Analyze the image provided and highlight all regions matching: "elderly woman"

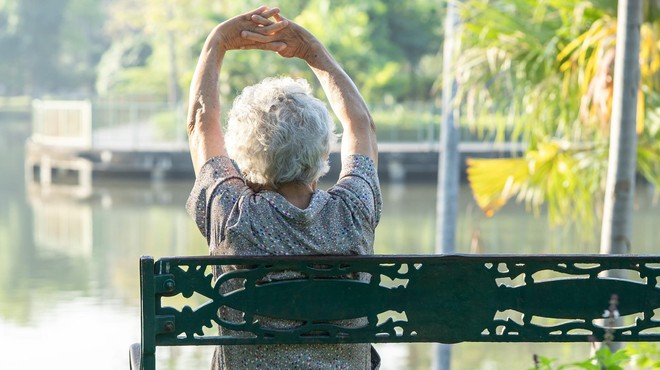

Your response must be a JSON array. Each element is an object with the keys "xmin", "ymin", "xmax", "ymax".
[{"xmin": 186, "ymin": 6, "xmax": 381, "ymax": 369}]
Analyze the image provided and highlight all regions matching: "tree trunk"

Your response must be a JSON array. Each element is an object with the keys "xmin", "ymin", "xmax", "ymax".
[
  {"xmin": 434, "ymin": 1, "xmax": 461, "ymax": 369},
  {"xmin": 599, "ymin": 0, "xmax": 642, "ymax": 352},
  {"xmin": 166, "ymin": 5, "xmax": 181, "ymax": 108},
  {"xmin": 600, "ymin": 0, "xmax": 641, "ymax": 263},
  {"xmin": 166, "ymin": 29, "xmax": 181, "ymax": 107}
]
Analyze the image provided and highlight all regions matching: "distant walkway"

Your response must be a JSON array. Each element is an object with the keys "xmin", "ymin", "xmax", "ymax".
[
  {"xmin": 377, "ymin": 141, "xmax": 524, "ymax": 154},
  {"xmin": 93, "ymin": 121, "xmax": 524, "ymax": 154},
  {"xmin": 92, "ymin": 121, "xmax": 188, "ymax": 151},
  {"xmin": 26, "ymin": 100, "xmax": 526, "ymax": 193}
]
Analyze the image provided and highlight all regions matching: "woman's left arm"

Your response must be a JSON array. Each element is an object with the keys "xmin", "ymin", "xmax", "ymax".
[{"xmin": 186, "ymin": 7, "xmax": 287, "ymax": 176}]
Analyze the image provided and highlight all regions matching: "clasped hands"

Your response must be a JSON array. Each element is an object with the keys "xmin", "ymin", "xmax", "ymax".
[{"xmin": 217, "ymin": 6, "xmax": 313, "ymax": 60}]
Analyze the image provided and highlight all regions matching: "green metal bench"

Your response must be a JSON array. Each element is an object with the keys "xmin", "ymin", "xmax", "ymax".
[{"xmin": 129, "ymin": 254, "xmax": 660, "ymax": 369}]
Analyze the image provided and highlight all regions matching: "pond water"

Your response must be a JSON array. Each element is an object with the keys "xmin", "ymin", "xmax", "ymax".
[{"xmin": 0, "ymin": 120, "xmax": 658, "ymax": 370}]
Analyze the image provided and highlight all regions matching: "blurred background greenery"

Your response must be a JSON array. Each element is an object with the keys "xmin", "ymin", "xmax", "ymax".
[{"xmin": 0, "ymin": 0, "xmax": 442, "ymax": 104}]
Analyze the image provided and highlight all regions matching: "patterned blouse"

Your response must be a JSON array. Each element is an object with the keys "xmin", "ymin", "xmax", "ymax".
[{"xmin": 187, "ymin": 154, "xmax": 382, "ymax": 370}]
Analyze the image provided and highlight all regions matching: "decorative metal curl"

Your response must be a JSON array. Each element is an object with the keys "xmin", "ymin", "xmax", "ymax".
[{"xmin": 143, "ymin": 255, "xmax": 660, "ymax": 346}]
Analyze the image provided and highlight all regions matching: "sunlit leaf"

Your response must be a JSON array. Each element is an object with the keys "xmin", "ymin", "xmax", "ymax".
[{"xmin": 466, "ymin": 157, "xmax": 529, "ymax": 217}]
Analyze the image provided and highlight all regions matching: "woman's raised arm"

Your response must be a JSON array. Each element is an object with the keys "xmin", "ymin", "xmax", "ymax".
[
  {"xmin": 186, "ymin": 7, "xmax": 287, "ymax": 176},
  {"xmin": 244, "ymin": 14, "xmax": 378, "ymax": 166}
]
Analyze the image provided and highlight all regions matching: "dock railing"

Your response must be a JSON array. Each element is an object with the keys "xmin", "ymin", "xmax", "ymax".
[
  {"xmin": 32, "ymin": 100, "xmax": 93, "ymax": 149},
  {"xmin": 90, "ymin": 99, "xmax": 187, "ymax": 150},
  {"xmin": 29, "ymin": 99, "xmax": 520, "ymax": 152},
  {"xmin": 25, "ymin": 99, "xmax": 523, "ymax": 190}
]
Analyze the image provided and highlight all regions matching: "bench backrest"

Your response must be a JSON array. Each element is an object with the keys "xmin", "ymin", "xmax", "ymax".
[{"xmin": 136, "ymin": 254, "xmax": 660, "ymax": 369}]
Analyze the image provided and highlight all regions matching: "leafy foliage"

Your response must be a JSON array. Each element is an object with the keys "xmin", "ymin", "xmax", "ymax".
[
  {"xmin": 468, "ymin": 141, "xmax": 606, "ymax": 227},
  {"xmin": 0, "ymin": 0, "xmax": 444, "ymax": 105},
  {"xmin": 530, "ymin": 344, "xmax": 660, "ymax": 370},
  {"xmin": 637, "ymin": 89, "xmax": 660, "ymax": 188},
  {"xmin": 210, "ymin": 0, "xmax": 443, "ymax": 104},
  {"xmin": 0, "ymin": 0, "xmax": 108, "ymax": 95},
  {"xmin": 461, "ymin": 0, "xmax": 660, "ymax": 228}
]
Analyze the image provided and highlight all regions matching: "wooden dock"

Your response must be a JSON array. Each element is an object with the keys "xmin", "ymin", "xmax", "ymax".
[
  {"xmin": 25, "ymin": 100, "xmax": 525, "ymax": 195},
  {"xmin": 26, "ymin": 139, "xmax": 523, "ymax": 188}
]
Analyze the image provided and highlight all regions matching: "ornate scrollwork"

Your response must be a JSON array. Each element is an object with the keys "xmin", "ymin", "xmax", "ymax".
[{"xmin": 148, "ymin": 255, "xmax": 660, "ymax": 346}]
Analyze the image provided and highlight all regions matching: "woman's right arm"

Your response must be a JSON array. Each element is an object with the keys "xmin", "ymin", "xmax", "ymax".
[
  {"xmin": 305, "ymin": 40, "xmax": 378, "ymax": 166},
  {"xmin": 244, "ymin": 14, "xmax": 378, "ymax": 166}
]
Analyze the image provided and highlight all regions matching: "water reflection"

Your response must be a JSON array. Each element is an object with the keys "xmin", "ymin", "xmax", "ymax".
[
  {"xmin": 0, "ymin": 120, "xmax": 658, "ymax": 370},
  {"xmin": 31, "ymin": 196, "xmax": 93, "ymax": 257}
]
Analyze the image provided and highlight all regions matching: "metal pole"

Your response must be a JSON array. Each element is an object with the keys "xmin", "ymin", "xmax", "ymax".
[
  {"xmin": 599, "ymin": 1, "xmax": 641, "ymax": 257},
  {"xmin": 599, "ymin": 0, "xmax": 642, "ymax": 352},
  {"xmin": 434, "ymin": 0, "xmax": 461, "ymax": 369}
]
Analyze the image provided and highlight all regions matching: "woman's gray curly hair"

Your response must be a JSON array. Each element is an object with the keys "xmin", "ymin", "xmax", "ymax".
[{"xmin": 225, "ymin": 77, "xmax": 337, "ymax": 187}]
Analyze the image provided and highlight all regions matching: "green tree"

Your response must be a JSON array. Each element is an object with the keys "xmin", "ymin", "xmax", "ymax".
[
  {"xmin": 98, "ymin": 0, "xmax": 444, "ymax": 105},
  {"xmin": 0, "ymin": 0, "xmax": 107, "ymax": 96},
  {"xmin": 0, "ymin": 0, "xmax": 67, "ymax": 95},
  {"xmin": 370, "ymin": 0, "xmax": 441, "ymax": 100},
  {"xmin": 459, "ymin": 0, "xmax": 660, "ymax": 238},
  {"xmin": 0, "ymin": 0, "xmax": 21, "ymax": 95},
  {"xmin": 98, "ymin": 0, "xmax": 219, "ymax": 99},
  {"xmin": 57, "ymin": 0, "xmax": 109, "ymax": 94}
]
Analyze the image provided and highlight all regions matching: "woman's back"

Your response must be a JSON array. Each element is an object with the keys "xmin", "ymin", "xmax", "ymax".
[{"xmin": 187, "ymin": 155, "xmax": 382, "ymax": 369}]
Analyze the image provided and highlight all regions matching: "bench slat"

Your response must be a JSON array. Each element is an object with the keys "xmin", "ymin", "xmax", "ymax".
[{"xmin": 140, "ymin": 254, "xmax": 660, "ymax": 348}]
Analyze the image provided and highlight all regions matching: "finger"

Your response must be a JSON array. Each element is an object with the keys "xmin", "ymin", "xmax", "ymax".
[
  {"xmin": 251, "ymin": 14, "xmax": 274, "ymax": 26},
  {"xmin": 273, "ymin": 13, "xmax": 287, "ymax": 23},
  {"xmin": 244, "ymin": 6, "xmax": 269, "ymax": 20},
  {"xmin": 241, "ymin": 41, "xmax": 286, "ymax": 52},
  {"xmin": 241, "ymin": 30, "xmax": 280, "ymax": 43},
  {"xmin": 259, "ymin": 18, "xmax": 288, "ymax": 34},
  {"xmin": 260, "ymin": 7, "xmax": 280, "ymax": 19}
]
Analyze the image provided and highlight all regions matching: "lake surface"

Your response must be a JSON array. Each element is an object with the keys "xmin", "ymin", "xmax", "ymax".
[{"xmin": 0, "ymin": 119, "xmax": 658, "ymax": 370}]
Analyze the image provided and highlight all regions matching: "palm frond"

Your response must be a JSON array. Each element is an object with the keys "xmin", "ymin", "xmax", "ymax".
[
  {"xmin": 467, "ymin": 140, "xmax": 607, "ymax": 227},
  {"xmin": 457, "ymin": 1, "xmax": 660, "ymax": 228},
  {"xmin": 466, "ymin": 157, "xmax": 529, "ymax": 217}
]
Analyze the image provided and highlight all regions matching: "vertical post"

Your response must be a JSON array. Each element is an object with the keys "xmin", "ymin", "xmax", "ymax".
[
  {"xmin": 77, "ymin": 159, "xmax": 92, "ymax": 196},
  {"xmin": 166, "ymin": 5, "xmax": 181, "ymax": 109},
  {"xmin": 599, "ymin": 0, "xmax": 641, "ymax": 352},
  {"xmin": 40, "ymin": 155, "xmax": 52, "ymax": 188},
  {"xmin": 82, "ymin": 100, "xmax": 93, "ymax": 149},
  {"xmin": 600, "ymin": 1, "xmax": 641, "ymax": 256},
  {"xmin": 131, "ymin": 102, "xmax": 139, "ymax": 149},
  {"xmin": 436, "ymin": 0, "xmax": 461, "ymax": 253},
  {"xmin": 141, "ymin": 256, "xmax": 157, "ymax": 370},
  {"xmin": 434, "ymin": 0, "xmax": 461, "ymax": 369}
]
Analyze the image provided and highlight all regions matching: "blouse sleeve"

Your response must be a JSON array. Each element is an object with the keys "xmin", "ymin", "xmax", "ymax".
[
  {"xmin": 331, "ymin": 154, "xmax": 383, "ymax": 227},
  {"xmin": 185, "ymin": 156, "xmax": 245, "ymax": 242}
]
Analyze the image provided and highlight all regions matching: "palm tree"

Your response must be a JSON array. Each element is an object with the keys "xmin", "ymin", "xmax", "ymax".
[
  {"xmin": 600, "ymin": 0, "xmax": 642, "ymax": 258},
  {"xmin": 457, "ymin": 0, "xmax": 660, "ymax": 236},
  {"xmin": 598, "ymin": 0, "xmax": 643, "ymax": 352}
]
